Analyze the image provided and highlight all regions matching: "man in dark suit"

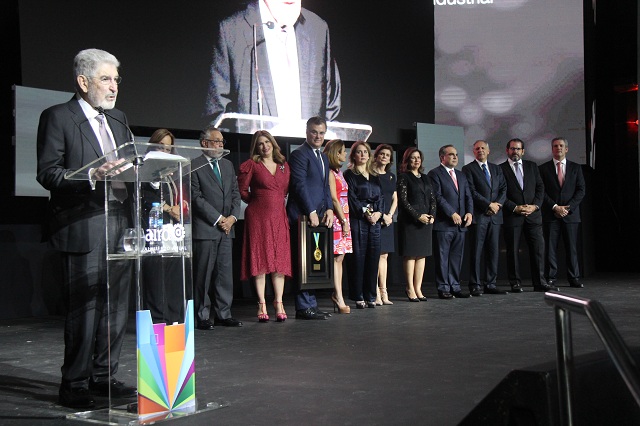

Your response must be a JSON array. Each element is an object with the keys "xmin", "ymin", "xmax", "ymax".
[
  {"xmin": 286, "ymin": 116, "xmax": 334, "ymax": 319},
  {"xmin": 500, "ymin": 138, "xmax": 558, "ymax": 293},
  {"xmin": 539, "ymin": 137, "xmax": 586, "ymax": 288},
  {"xmin": 36, "ymin": 48, "xmax": 136, "ymax": 409},
  {"xmin": 462, "ymin": 140, "xmax": 508, "ymax": 296},
  {"xmin": 191, "ymin": 126, "xmax": 242, "ymax": 330},
  {"xmin": 427, "ymin": 145, "xmax": 473, "ymax": 299},
  {"xmin": 204, "ymin": 0, "xmax": 341, "ymax": 125}
]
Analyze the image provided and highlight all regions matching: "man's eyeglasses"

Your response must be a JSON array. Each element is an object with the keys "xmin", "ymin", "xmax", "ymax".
[
  {"xmin": 92, "ymin": 76, "xmax": 122, "ymax": 85},
  {"xmin": 203, "ymin": 138, "xmax": 226, "ymax": 145}
]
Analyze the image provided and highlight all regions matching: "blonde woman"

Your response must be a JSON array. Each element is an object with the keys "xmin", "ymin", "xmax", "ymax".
[{"xmin": 343, "ymin": 141, "xmax": 384, "ymax": 309}]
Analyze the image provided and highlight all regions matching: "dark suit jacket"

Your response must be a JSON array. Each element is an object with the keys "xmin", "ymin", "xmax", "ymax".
[
  {"xmin": 500, "ymin": 159, "xmax": 545, "ymax": 227},
  {"xmin": 462, "ymin": 161, "xmax": 507, "ymax": 225},
  {"xmin": 286, "ymin": 143, "xmax": 332, "ymax": 224},
  {"xmin": 427, "ymin": 165, "xmax": 473, "ymax": 232},
  {"xmin": 205, "ymin": 1, "xmax": 341, "ymax": 123},
  {"xmin": 191, "ymin": 155, "xmax": 241, "ymax": 239},
  {"xmin": 539, "ymin": 160, "xmax": 586, "ymax": 223},
  {"xmin": 36, "ymin": 96, "xmax": 131, "ymax": 253}
]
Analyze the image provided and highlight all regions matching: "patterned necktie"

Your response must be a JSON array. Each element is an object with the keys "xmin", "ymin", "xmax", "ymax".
[
  {"xmin": 96, "ymin": 114, "xmax": 127, "ymax": 201},
  {"xmin": 482, "ymin": 163, "xmax": 491, "ymax": 186},
  {"xmin": 557, "ymin": 161, "xmax": 564, "ymax": 187},
  {"xmin": 514, "ymin": 162, "xmax": 524, "ymax": 190},
  {"xmin": 212, "ymin": 159, "xmax": 222, "ymax": 184},
  {"xmin": 449, "ymin": 169, "xmax": 458, "ymax": 191}
]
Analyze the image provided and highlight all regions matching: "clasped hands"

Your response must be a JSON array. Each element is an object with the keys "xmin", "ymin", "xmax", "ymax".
[
  {"xmin": 217, "ymin": 215, "xmax": 236, "ymax": 235},
  {"xmin": 553, "ymin": 205, "xmax": 570, "ymax": 218},
  {"xmin": 419, "ymin": 213, "xmax": 434, "ymax": 225},
  {"xmin": 514, "ymin": 204, "xmax": 538, "ymax": 216},
  {"xmin": 485, "ymin": 202, "xmax": 502, "ymax": 216},
  {"xmin": 451, "ymin": 212, "xmax": 472, "ymax": 227}
]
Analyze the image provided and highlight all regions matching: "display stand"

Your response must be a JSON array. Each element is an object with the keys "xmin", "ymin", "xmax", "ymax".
[
  {"xmin": 213, "ymin": 112, "xmax": 373, "ymax": 141},
  {"xmin": 64, "ymin": 142, "xmax": 230, "ymax": 425}
]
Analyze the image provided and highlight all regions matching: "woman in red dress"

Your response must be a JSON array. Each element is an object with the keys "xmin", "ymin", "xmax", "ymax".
[{"xmin": 238, "ymin": 130, "xmax": 291, "ymax": 322}]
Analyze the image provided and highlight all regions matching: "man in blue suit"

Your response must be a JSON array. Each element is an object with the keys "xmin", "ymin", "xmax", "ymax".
[
  {"xmin": 287, "ymin": 116, "xmax": 334, "ymax": 319},
  {"xmin": 427, "ymin": 145, "xmax": 473, "ymax": 299},
  {"xmin": 462, "ymin": 140, "xmax": 508, "ymax": 296}
]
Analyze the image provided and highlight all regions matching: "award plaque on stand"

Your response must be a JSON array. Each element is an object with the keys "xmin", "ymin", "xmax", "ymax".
[
  {"xmin": 63, "ymin": 142, "xmax": 231, "ymax": 424},
  {"xmin": 298, "ymin": 216, "xmax": 334, "ymax": 290}
]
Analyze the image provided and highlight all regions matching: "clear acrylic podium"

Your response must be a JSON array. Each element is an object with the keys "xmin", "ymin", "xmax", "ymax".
[
  {"xmin": 64, "ymin": 142, "xmax": 230, "ymax": 424},
  {"xmin": 213, "ymin": 112, "xmax": 373, "ymax": 141}
]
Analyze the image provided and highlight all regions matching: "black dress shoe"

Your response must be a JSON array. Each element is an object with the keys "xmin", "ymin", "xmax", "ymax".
[
  {"xmin": 59, "ymin": 386, "xmax": 95, "ymax": 409},
  {"xmin": 470, "ymin": 287, "xmax": 484, "ymax": 297},
  {"xmin": 484, "ymin": 287, "xmax": 507, "ymax": 295},
  {"xmin": 510, "ymin": 283, "xmax": 523, "ymax": 293},
  {"xmin": 546, "ymin": 278, "xmax": 557, "ymax": 287},
  {"xmin": 197, "ymin": 319, "xmax": 215, "ymax": 330},
  {"xmin": 295, "ymin": 308, "xmax": 328, "ymax": 320},
  {"xmin": 451, "ymin": 290, "xmax": 470, "ymax": 299},
  {"xmin": 214, "ymin": 317, "xmax": 243, "ymax": 327},
  {"xmin": 569, "ymin": 280, "xmax": 583, "ymax": 288},
  {"xmin": 534, "ymin": 283, "xmax": 559, "ymax": 292},
  {"xmin": 89, "ymin": 378, "xmax": 137, "ymax": 398},
  {"xmin": 438, "ymin": 291, "xmax": 453, "ymax": 300},
  {"xmin": 315, "ymin": 309, "xmax": 332, "ymax": 317}
]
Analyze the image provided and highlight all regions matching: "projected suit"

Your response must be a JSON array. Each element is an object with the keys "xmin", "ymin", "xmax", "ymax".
[{"xmin": 204, "ymin": 0, "xmax": 341, "ymax": 125}]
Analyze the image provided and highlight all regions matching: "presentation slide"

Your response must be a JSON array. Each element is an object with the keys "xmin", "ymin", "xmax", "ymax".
[{"xmin": 434, "ymin": 0, "xmax": 586, "ymax": 165}]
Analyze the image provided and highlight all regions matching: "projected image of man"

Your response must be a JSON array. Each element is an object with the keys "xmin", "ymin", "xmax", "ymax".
[{"xmin": 204, "ymin": 0, "xmax": 341, "ymax": 125}]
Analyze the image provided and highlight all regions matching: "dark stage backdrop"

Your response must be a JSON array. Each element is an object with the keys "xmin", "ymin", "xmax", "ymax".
[{"xmin": 17, "ymin": 0, "xmax": 435, "ymax": 145}]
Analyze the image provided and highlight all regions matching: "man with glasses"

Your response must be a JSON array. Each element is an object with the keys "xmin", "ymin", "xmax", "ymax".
[
  {"xmin": 500, "ymin": 138, "xmax": 558, "ymax": 293},
  {"xmin": 191, "ymin": 125, "xmax": 242, "ymax": 330},
  {"xmin": 36, "ymin": 48, "xmax": 136, "ymax": 409}
]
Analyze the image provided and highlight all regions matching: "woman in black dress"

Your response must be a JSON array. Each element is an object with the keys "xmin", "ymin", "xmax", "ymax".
[
  {"xmin": 372, "ymin": 144, "xmax": 397, "ymax": 305},
  {"xmin": 397, "ymin": 147, "xmax": 436, "ymax": 302},
  {"xmin": 344, "ymin": 141, "xmax": 384, "ymax": 309}
]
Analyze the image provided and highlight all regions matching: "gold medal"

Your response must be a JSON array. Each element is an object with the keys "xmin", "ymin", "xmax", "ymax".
[{"xmin": 313, "ymin": 232, "xmax": 322, "ymax": 261}]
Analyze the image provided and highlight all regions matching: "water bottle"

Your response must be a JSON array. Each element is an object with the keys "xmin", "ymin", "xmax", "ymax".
[{"xmin": 148, "ymin": 202, "xmax": 163, "ymax": 250}]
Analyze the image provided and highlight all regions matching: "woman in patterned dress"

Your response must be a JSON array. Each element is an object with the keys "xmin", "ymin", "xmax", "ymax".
[
  {"xmin": 238, "ymin": 130, "xmax": 291, "ymax": 322},
  {"xmin": 324, "ymin": 139, "xmax": 352, "ymax": 314}
]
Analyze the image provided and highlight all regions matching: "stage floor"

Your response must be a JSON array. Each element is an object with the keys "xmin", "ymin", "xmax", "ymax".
[{"xmin": 1, "ymin": 273, "xmax": 640, "ymax": 425}]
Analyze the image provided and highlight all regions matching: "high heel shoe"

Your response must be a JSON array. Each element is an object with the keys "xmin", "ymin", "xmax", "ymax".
[
  {"xmin": 380, "ymin": 288, "xmax": 394, "ymax": 305},
  {"xmin": 331, "ymin": 293, "xmax": 351, "ymax": 314},
  {"xmin": 375, "ymin": 287, "xmax": 383, "ymax": 306},
  {"xmin": 355, "ymin": 301, "xmax": 366, "ymax": 309},
  {"xmin": 257, "ymin": 302, "xmax": 269, "ymax": 322},
  {"xmin": 405, "ymin": 289, "xmax": 420, "ymax": 302},
  {"xmin": 273, "ymin": 301, "xmax": 287, "ymax": 322}
]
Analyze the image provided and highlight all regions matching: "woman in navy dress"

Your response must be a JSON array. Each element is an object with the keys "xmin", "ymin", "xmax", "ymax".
[
  {"xmin": 372, "ymin": 144, "xmax": 397, "ymax": 305},
  {"xmin": 344, "ymin": 141, "xmax": 384, "ymax": 309}
]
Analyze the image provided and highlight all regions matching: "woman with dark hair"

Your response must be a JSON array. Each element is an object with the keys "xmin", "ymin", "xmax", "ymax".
[
  {"xmin": 397, "ymin": 147, "xmax": 436, "ymax": 302},
  {"xmin": 238, "ymin": 130, "xmax": 291, "ymax": 322},
  {"xmin": 323, "ymin": 139, "xmax": 352, "ymax": 314},
  {"xmin": 141, "ymin": 128, "xmax": 188, "ymax": 324},
  {"xmin": 344, "ymin": 140, "xmax": 384, "ymax": 309},
  {"xmin": 372, "ymin": 144, "xmax": 397, "ymax": 305}
]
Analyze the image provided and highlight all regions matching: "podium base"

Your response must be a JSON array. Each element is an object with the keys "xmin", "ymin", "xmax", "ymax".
[{"xmin": 65, "ymin": 400, "xmax": 229, "ymax": 425}]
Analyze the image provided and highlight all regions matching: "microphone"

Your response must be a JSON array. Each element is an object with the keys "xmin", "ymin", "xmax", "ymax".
[
  {"xmin": 252, "ymin": 21, "xmax": 275, "ymax": 123},
  {"xmin": 95, "ymin": 106, "xmax": 135, "ymax": 142}
]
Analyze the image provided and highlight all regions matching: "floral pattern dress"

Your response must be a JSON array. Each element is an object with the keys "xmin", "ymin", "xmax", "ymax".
[{"xmin": 331, "ymin": 169, "xmax": 353, "ymax": 255}]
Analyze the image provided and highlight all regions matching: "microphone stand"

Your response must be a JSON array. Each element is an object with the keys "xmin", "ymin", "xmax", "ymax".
[{"xmin": 253, "ymin": 23, "xmax": 265, "ymax": 131}]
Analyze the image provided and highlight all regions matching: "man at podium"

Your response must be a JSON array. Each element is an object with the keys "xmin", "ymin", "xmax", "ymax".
[
  {"xmin": 36, "ymin": 48, "xmax": 136, "ymax": 409},
  {"xmin": 204, "ymin": 0, "xmax": 341, "ymax": 125}
]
